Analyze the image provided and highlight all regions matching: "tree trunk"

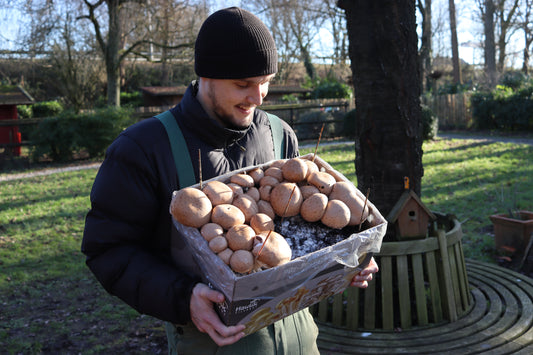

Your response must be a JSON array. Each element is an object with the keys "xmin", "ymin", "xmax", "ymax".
[
  {"xmin": 449, "ymin": 0, "xmax": 462, "ymax": 85},
  {"xmin": 523, "ymin": 1, "xmax": 533, "ymax": 75},
  {"xmin": 484, "ymin": 0, "xmax": 498, "ymax": 89},
  {"xmin": 523, "ymin": 38, "xmax": 531, "ymax": 75},
  {"xmin": 106, "ymin": 0, "xmax": 121, "ymax": 107},
  {"xmin": 338, "ymin": 0, "xmax": 423, "ymax": 240},
  {"xmin": 418, "ymin": 0, "xmax": 433, "ymax": 92}
]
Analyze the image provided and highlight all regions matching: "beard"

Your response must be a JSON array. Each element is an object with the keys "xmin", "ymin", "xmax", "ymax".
[{"xmin": 207, "ymin": 85, "xmax": 253, "ymax": 130}]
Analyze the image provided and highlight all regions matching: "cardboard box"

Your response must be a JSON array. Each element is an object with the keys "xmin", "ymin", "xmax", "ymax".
[{"xmin": 171, "ymin": 154, "xmax": 387, "ymax": 335}]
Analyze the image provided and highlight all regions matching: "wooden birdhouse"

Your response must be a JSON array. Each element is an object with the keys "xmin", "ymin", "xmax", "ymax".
[{"xmin": 386, "ymin": 190, "xmax": 437, "ymax": 241}]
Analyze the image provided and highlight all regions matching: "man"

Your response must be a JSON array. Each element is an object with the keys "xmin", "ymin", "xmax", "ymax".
[{"xmin": 82, "ymin": 7, "xmax": 378, "ymax": 354}]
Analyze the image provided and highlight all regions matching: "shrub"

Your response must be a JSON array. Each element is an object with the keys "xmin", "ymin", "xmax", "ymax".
[
  {"xmin": 421, "ymin": 105, "xmax": 438, "ymax": 140},
  {"xmin": 310, "ymin": 78, "xmax": 352, "ymax": 99},
  {"xmin": 471, "ymin": 84, "xmax": 533, "ymax": 131},
  {"xmin": 30, "ymin": 112, "xmax": 77, "ymax": 161},
  {"xmin": 293, "ymin": 110, "xmax": 342, "ymax": 140},
  {"xmin": 281, "ymin": 94, "xmax": 299, "ymax": 103},
  {"xmin": 500, "ymin": 71, "xmax": 528, "ymax": 90},
  {"xmin": 342, "ymin": 109, "xmax": 357, "ymax": 139},
  {"xmin": 120, "ymin": 91, "xmax": 143, "ymax": 107},
  {"xmin": 17, "ymin": 105, "xmax": 33, "ymax": 119},
  {"xmin": 30, "ymin": 107, "xmax": 136, "ymax": 161},
  {"xmin": 76, "ymin": 107, "xmax": 135, "ymax": 157},
  {"xmin": 437, "ymin": 81, "xmax": 472, "ymax": 95},
  {"xmin": 31, "ymin": 100, "xmax": 64, "ymax": 118}
]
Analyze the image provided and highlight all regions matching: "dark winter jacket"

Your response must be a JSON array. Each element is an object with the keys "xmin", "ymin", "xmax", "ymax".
[{"xmin": 81, "ymin": 82, "xmax": 298, "ymax": 325}]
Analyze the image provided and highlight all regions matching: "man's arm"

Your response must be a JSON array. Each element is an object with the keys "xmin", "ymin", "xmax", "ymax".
[{"xmin": 82, "ymin": 132, "xmax": 200, "ymax": 324}]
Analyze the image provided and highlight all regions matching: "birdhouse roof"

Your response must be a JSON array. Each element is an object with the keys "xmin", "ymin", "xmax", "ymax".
[
  {"xmin": 0, "ymin": 85, "xmax": 34, "ymax": 106},
  {"xmin": 386, "ymin": 190, "xmax": 437, "ymax": 223}
]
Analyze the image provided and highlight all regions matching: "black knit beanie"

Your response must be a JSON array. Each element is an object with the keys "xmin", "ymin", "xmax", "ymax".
[{"xmin": 195, "ymin": 7, "xmax": 278, "ymax": 79}]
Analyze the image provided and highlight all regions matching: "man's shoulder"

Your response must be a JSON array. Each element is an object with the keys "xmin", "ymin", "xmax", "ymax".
[{"xmin": 121, "ymin": 117, "xmax": 166, "ymax": 141}]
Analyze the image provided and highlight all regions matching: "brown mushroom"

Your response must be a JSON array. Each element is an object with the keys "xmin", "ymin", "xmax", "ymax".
[
  {"xmin": 300, "ymin": 193, "xmax": 328, "ymax": 222},
  {"xmin": 258, "ymin": 185, "xmax": 273, "ymax": 201},
  {"xmin": 307, "ymin": 171, "xmax": 336, "ymax": 195},
  {"xmin": 270, "ymin": 182, "xmax": 303, "ymax": 217},
  {"xmin": 200, "ymin": 223, "xmax": 224, "ymax": 242},
  {"xmin": 250, "ymin": 213, "xmax": 275, "ymax": 234},
  {"xmin": 253, "ymin": 231, "xmax": 291, "ymax": 268},
  {"xmin": 232, "ymin": 194, "xmax": 259, "ymax": 223},
  {"xmin": 217, "ymin": 248, "xmax": 233, "ymax": 265},
  {"xmin": 257, "ymin": 200, "xmax": 276, "ymax": 220},
  {"xmin": 170, "ymin": 188, "xmax": 212, "ymax": 228},
  {"xmin": 202, "ymin": 180, "xmax": 234, "ymax": 206},
  {"xmin": 264, "ymin": 167, "xmax": 284, "ymax": 182},
  {"xmin": 211, "ymin": 204, "xmax": 246, "ymax": 230},
  {"xmin": 329, "ymin": 181, "xmax": 370, "ymax": 225},
  {"xmin": 321, "ymin": 200, "xmax": 351, "ymax": 229},
  {"xmin": 230, "ymin": 173, "xmax": 255, "ymax": 188},
  {"xmin": 282, "ymin": 157, "xmax": 308, "ymax": 182},
  {"xmin": 300, "ymin": 185, "xmax": 320, "ymax": 200},
  {"xmin": 230, "ymin": 249, "xmax": 255, "ymax": 274},
  {"xmin": 246, "ymin": 187, "xmax": 260, "ymax": 202},
  {"xmin": 209, "ymin": 236, "xmax": 228, "ymax": 253},
  {"xmin": 248, "ymin": 168, "xmax": 264, "ymax": 185},
  {"xmin": 226, "ymin": 224, "xmax": 256, "ymax": 251},
  {"xmin": 259, "ymin": 175, "xmax": 280, "ymax": 188}
]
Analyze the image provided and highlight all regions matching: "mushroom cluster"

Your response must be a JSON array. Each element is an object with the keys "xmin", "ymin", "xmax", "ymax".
[{"xmin": 170, "ymin": 156, "xmax": 369, "ymax": 275}]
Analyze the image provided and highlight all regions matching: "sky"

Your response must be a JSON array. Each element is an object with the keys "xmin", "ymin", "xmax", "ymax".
[{"xmin": 1, "ymin": 0, "xmax": 526, "ymax": 68}]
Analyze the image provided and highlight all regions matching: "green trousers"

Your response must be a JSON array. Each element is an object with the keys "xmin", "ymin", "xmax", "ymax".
[{"xmin": 165, "ymin": 309, "xmax": 319, "ymax": 355}]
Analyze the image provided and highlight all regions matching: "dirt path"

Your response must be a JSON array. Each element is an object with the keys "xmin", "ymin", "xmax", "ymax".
[{"xmin": 0, "ymin": 161, "xmax": 102, "ymax": 182}]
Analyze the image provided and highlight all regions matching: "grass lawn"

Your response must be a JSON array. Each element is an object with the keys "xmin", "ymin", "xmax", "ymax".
[{"xmin": 1, "ymin": 136, "xmax": 531, "ymax": 353}]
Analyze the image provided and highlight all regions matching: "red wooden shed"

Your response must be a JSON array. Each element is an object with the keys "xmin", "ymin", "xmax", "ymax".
[{"xmin": 0, "ymin": 85, "xmax": 34, "ymax": 156}]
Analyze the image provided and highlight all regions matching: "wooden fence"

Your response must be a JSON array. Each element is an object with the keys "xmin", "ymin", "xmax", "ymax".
[
  {"xmin": 0, "ymin": 100, "xmax": 350, "ymax": 156},
  {"xmin": 1, "ymin": 95, "xmax": 475, "ymax": 157},
  {"xmin": 422, "ymin": 93, "xmax": 472, "ymax": 129}
]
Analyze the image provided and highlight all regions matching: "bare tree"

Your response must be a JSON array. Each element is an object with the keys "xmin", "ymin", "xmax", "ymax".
[
  {"xmin": 338, "ymin": 0, "xmax": 423, "ymax": 234},
  {"xmin": 496, "ymin": 0, "xmax": 521, "ymax": 72},
  {"xmin": 418, "ymin": 0, "xmax": 433, "ymax": 92},
  {"xmin": 247, "ymin": 0, "xmax": 327, "ymax": 82},
  {"xmin": 449, "ymin": 0, "xmax": 463, "ymax": 84},
  {"xmin": 481, "ymin": 0, "xmax": 498, "ymax": 88},
  {"xmin": 78, "ymin": 0, "xmax": 202, "ymax": 107},
  {"xmin": 519, "ymin": 0, "xmax": 533, "ymax": 74},
  {"xmin": 322, "ymin": 0, "xmax": 348, "ymax": 65},
  {"xmin": 50, "ymin": 10, "xmax": 104, "ymax": 111}
]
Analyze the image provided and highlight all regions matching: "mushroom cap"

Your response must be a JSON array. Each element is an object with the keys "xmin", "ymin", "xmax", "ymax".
[{"xmin": 170, "ymin": 188, "xmax": 212, "ymax": 228}]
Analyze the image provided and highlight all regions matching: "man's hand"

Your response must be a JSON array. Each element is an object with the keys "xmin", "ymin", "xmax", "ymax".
[
  {"xmin": 190, "ymin": 283, "xmax": 245, "ymax": 346},
  {"xmin": 351, "ymin": 257, "xmax": 379, "ymax": 288}
]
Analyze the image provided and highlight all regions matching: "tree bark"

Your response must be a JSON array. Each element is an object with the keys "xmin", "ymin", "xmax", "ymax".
[
  {"xmin": 484, "ymin": 0, "xmax": 498, "ymax": 89},
  {"xmin": 449, "ymin": 0, "xmax": 462, "ymax": 85},
  {"xmin": 105, "ymin": 0, "xmax": 121, "ymax": 107},
  {"xmin": 522, "ymin": 0, "xmax": 533, "ymax": 75},
  {"xmin": 418, "ymin": 0, "xmax": 433, "ymax": 93},
  {"xmin": 338, "ymin": 0, "xmax": 423, "ymax": 240}
]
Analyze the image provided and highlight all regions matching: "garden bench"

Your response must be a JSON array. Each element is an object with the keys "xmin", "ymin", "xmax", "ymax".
[{"xmin": 314, "ymin": 258, "xmax": 533, "ymax": 354}]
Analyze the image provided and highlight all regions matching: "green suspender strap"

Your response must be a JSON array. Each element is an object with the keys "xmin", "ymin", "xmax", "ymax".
[
  {"xmin": 156, "ymin": 111, "xmax": 196, "ymax": 188},
  {"xmin": 157, "ymin": 110, "xmax": 284, "ymax": 188},
  {"xmin": 266, "ymin": 112, "xmax": 285, "ymax": 160}
]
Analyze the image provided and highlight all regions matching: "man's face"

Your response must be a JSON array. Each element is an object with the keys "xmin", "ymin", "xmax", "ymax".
[{"xmin": 198, "ymin": 74, "xmax": 275, "ymax": 129}]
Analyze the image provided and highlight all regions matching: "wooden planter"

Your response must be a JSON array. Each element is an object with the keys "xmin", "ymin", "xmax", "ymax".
[
  {"xmin": 311, "ymin": 213, "xmax": 471, "ymax": 331},
  {"xmin": 490, "ymin": 210, "xmax": 533, "ymax": 254}
]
